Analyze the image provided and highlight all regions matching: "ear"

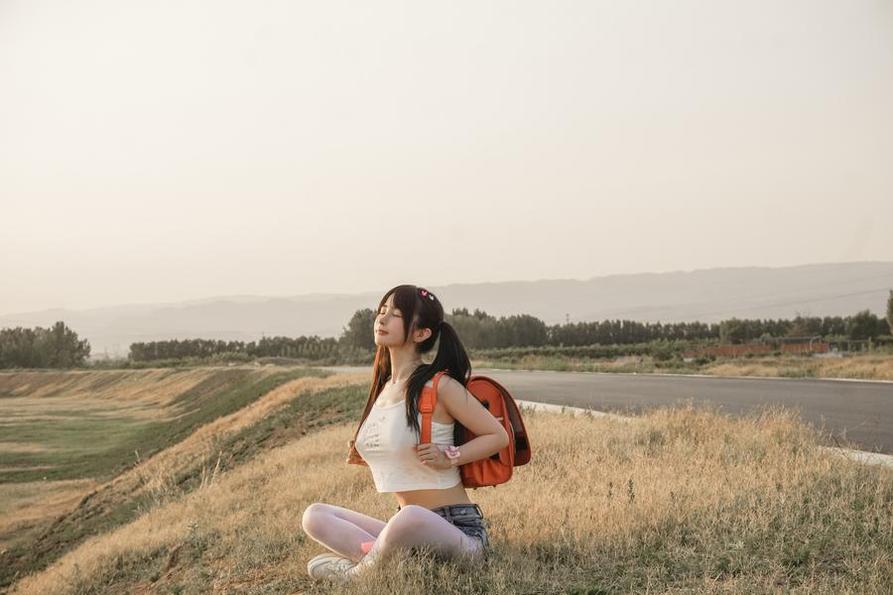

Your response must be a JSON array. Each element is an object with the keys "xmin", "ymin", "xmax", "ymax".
[{"xmin": 415, "ymin": 327, "xmax": 433, "ymax": 343}]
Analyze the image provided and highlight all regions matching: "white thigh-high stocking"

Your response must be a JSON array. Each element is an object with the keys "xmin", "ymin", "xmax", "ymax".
[
  {"xmin": 347, "ymin": 505, "xmax": 482, "ymax": 577},
  {"xmin": 301, "ymin": 502, "xmax": 388, "ymax": 563}
]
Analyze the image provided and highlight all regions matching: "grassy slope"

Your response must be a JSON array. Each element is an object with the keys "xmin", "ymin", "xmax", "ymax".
[
  {"xmin": 0, "ymin": 368, "xmax": 322, "ymax": 484},
  {"xmin": 0, "ymin": 366, "xmax": 358, "ymax": 591},
  {"xmin": 8, "ymin": 386, "xmax": 893, "ymax": 594}
]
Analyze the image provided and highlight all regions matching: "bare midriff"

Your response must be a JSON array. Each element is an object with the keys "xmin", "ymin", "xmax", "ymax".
[{"xmin": 394, "ymin": 481, "xmax": 473, "ymax": 510}]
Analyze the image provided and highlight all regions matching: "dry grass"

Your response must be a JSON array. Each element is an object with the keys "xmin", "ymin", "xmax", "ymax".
[
  {"xmin": 9, "ymin": 392, "xmax": 892, "ymax": 594},
  {"xmin": 0, "ymin": 368, "xmax": 217, "ymax": 420},
  {"xmin": 0, "ymin": 443, "xmax": 54, "ymax": 454},
  {"xmin": 0, "ymin": 369, "xmax": 223, "ymax": 532},
  {"xmin": 0, "ymin": 366, "xmax": 343, "ymax": 588},
  {"xmin": 704, "ymin": 354, "xmax": 893, "ymax": 381},
  {"xmin": 0, "ymin": 479, "xmax": 100, "ymax": 551},
  {"xmin": 104, "ymin": 370, "xmax": 369, "ymax": 514}
]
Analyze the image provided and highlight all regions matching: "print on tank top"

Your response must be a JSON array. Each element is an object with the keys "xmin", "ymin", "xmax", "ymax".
[{"xmin": 362, "ymin": 413, "xmax": 383, "ymax": 450}]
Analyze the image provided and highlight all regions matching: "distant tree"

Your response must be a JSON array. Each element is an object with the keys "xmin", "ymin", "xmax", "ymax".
[
  {"xmin": 821, "ymin": 315, "xmax": 847, "ymax": 336},
  {"xmin": 0, "ymin": 327, "xmax": 38, "ymax": 368},
  {"xmin": 719, "ymin": 318, "xmax": 748, "ymax": 344},
  {"xmin": 846, "ymin": 309, "xmax": 882, "ymax": 341},
  {"xmin": 887, "ymin": 290, "xmax": 893, "ymax": 335},
  {"xmin": 0, "ymin": 321, "xmax": 89, "ymax": 368},
  {"xmin": 43, "ymin": 321, "xmax": 91, "ymax": 367},
  {"xmin": 341, "ymin": 308, "xmax": 376, "ymax": 350},
  {"xmin": 785, "ymin": 314, "xmax": 822, "ymax": 337},
  {"xmin": 493, "ymin": 314, "xmax": 548, "ymax": 348},
  {"xmin": 787, "ymin": 315, "xmax": 810, "ymax": 338}
]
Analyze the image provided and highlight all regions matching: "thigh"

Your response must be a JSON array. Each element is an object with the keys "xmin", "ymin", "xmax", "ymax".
[
  {"xmin": 431, "ymin": 506, "xmax": 489, "ymax": 552},
  {"xmin": 314, "ymin": 503, "xmax": 388, "ymax": 538},
  {"xmin": 386, "ymin": 505, "xmax": 483, "ymax": 556},
  {"xmin": 448, "ymin": 520, "xmax": 489, "ymax": 551}
]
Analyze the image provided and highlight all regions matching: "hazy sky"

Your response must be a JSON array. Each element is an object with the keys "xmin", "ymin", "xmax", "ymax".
[{"xmin": 2, "ymin": 0, "xmax": 891, "ymax": 315}]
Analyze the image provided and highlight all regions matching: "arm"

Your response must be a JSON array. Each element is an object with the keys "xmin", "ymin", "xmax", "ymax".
[{"xmin": 416, "ymin": 375, "xmax": 510, "ymax": 468}]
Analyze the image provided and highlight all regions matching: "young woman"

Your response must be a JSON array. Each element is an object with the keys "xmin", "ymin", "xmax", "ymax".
[{"xmin": 301, "ymin": 284, "xmax": 510, "ymax": 583}]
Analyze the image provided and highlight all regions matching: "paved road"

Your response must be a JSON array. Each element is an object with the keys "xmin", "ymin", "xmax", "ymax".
[{"xmin": 321, "ymin": 366, "xmax": 893, "ymax": 454}]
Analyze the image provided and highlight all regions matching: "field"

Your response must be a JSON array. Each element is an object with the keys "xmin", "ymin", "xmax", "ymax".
[
  {"xmin": 2, "ymin": 368, "xmax": 891, "ymax": 593},
  {"xmin": 472, "ymin": 352, "xmax": 893, "ymax": 381},
  {"xmin": 0, "ymin": 366, "xmax": 345, "ymax": 588}
]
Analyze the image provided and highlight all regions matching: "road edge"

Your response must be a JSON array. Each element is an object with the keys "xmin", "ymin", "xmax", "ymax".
[{"xmin": 484, "ymin": 367, "xmax": 893, "ymax": 385}]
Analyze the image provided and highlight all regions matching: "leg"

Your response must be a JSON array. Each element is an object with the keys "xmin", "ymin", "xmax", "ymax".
[
  {"xmin": 346, "ymin": 504, "xmax": 483, "ymax": 577},
  {"xmin": 301, "ymin": 502, "xmax": 388, "ymax": 563}
]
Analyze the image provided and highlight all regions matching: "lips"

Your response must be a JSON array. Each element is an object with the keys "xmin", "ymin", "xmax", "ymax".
[{"xmin": 377, "ymin": 329, "xmax": 389, "ymax": 335}]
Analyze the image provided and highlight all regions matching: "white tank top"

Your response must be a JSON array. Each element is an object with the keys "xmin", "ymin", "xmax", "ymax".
[{"xmin": 355, "ymin": 390, "xmax": 462, "ymax": 493}]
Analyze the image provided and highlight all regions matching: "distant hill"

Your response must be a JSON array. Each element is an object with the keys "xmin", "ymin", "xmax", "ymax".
[{"xmin": 1, "ymin": 261, "xmax": 891, "ymax": 358}]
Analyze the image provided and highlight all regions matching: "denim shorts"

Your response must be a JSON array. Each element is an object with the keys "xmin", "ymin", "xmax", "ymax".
[{"xmin": 398, "ymin": 503, "xmax": 490, "ymax": 551}]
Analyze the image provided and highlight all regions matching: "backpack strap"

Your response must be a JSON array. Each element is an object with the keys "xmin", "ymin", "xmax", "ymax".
[{"xmin": 419, "ymin": 369, "xmax": 449, "ymax": 444}]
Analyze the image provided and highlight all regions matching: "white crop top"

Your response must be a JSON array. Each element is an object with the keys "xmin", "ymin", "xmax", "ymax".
[{"xmin": 355, "ymin": 394, "xmax": 462, "ymax": 493}]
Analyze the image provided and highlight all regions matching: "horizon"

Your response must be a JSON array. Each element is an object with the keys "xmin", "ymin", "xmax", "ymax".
[{"xmin": 1, "ymin": 258, "xmax": 890, "ymax": 318}]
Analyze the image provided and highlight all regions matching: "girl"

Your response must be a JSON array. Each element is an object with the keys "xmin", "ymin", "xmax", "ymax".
[{"xmin": 301, "ymin": 284, "xmax": 510, "ymax": 583}]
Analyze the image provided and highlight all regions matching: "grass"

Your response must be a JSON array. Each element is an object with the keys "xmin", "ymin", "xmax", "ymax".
[
  {"xmin": 472, "ymin": 352, "xmax": 893, "ymax": 381},
  {"xmin": 0, "ymin": 366, "xmax": 343, "ymax": 590},
  {"xmin": 703, "ymin": 354, "xmax": 893, "ymax": 381},
  {"xmin": 6, "ymin": 380, "xmax": 892, "ymax": 594},
  {"xmin": 0, "ymin": 367, "xmax": 329, "ymax": 484}
]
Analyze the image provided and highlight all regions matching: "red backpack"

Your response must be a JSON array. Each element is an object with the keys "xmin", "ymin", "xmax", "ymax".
[{"xmin": 420, "ymin": 370, "xmax": 531, "ymax": 489}]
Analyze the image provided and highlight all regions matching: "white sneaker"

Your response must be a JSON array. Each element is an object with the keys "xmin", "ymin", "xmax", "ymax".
[{"xmin": 307, "ymin": 552, "xmax": 358, "ymax": 583}]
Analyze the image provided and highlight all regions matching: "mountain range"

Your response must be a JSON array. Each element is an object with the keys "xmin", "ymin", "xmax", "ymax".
[{"xmin": 2, "ymin": 261, "xmax": 891, "ymax": 358}]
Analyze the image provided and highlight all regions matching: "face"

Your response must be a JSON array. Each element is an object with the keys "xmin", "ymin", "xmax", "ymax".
[
  {"xmin": 374, "ymin": 294, "xmax": 404, "ymax": 345},
  {"xmin": 374, "ymin": 293, "xmax": 431, "ymax": 347}
]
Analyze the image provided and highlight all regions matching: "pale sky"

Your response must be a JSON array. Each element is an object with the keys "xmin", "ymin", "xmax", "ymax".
[{"xmin": 2, "ymin": 0, "xmax": 891, "ymax": 316}]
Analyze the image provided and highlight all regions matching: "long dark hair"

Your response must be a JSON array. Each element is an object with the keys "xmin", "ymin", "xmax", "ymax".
[{"xmin": 356, "ymin": 284, "xmax": 472, "ymax": 440}]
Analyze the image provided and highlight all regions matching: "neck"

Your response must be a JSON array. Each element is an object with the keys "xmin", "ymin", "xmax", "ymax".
[{"xmin": 388, "ymin": 349, "xmax": 423, "ymax": 384}]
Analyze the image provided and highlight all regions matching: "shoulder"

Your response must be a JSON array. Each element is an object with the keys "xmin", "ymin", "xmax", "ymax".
[
  {"xmin": 439, "ymin": 373, "xmax": 463, "ymax": 389},
  {"xmin": 433, "ymin": 373, "xmax": 468, "ymax": 402},
  {"xmin": 422, "ymin": 373, "xmax": 463, "ymax": 394}
]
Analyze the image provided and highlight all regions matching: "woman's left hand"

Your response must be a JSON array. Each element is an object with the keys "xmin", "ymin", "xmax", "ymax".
[{"xmin": 416, "ymin": 443, "xmax": 452, "ymax": 470}]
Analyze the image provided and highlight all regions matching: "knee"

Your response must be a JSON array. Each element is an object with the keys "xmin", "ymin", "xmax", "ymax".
[
  {"xmin": 398, "ymin": 504, "xmax": 429, "ymax": 516},
  {"xmin": 386, "ymin": 505, "xmax": 427, "ymax": 540},
  {"xmin": 301, "ymin": 502, "xmax": 329, "ymax": 534}
]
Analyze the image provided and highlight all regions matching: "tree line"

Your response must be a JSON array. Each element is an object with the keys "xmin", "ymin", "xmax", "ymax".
[
  {"xmin": 341, "ymin": 304, "xmax": 893, "ymax": 350},
  {"xmin": 717, "ymin": 310, "xmax": 889, "ymax": 344},
  {"xmin": 0, "ymin": 322, "xmax": 91, "ymax": 368},
  {"xmin": 128, "ymin": 335, "xmax": 342, "ymax": 362},
  {"xmin": 2, "ymin": 291, "xmax": 892, "ymax": 368}
]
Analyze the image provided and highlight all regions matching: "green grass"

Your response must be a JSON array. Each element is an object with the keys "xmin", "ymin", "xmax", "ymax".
[
  {"xmin": 0, "ymin": 375, "xmax": 369, "ymax": 592},
  {"xmin": 0, "ymin": 368, "xmax": 328, "ymax": 484}
]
